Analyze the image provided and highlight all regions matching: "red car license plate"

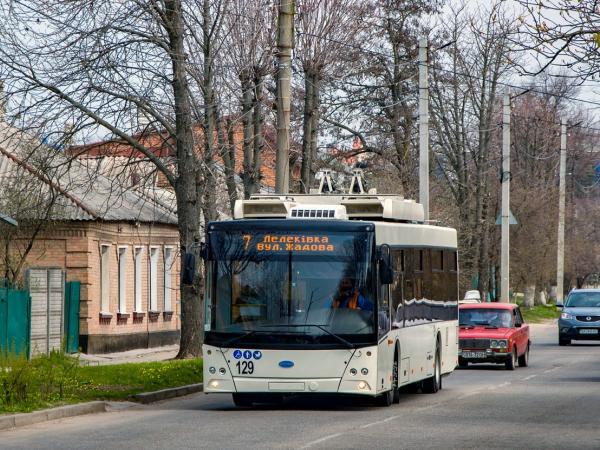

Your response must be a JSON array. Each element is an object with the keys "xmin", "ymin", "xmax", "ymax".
[{"xmin": 461, "ymin": 351, "xmax": 486, "ymax": 358}]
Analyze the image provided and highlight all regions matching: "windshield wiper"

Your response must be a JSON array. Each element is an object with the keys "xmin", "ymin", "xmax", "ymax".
[
  {"xmin": 259, "ymin": 324, "xmax": 354, "ymax": 349},
  {"xmin": 221, "ymin": 330, "xmax": 269, "ymax": 347}
]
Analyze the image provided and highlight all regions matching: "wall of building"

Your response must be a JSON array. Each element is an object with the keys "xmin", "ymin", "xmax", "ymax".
[{"xmin": 11, "ymin": 220, "xmax": 181, "ymax": 353}]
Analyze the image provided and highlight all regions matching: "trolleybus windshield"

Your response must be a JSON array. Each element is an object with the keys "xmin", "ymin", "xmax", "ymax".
[{"xmin": 205, "ymin": 229, "xmax": 376, "ymax": 348}]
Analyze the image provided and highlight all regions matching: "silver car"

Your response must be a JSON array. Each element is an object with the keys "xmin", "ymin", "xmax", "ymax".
[{"xmin": 558, "ymin": 289, "xmax": 600, "ymax": 346}]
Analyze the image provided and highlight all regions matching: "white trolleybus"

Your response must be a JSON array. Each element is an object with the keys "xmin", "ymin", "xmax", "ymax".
[{"xmin": 202, "ymin": 177, "xmax": 458, "ymax": 407}]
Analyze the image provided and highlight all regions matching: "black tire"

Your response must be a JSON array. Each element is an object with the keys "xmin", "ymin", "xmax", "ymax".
[
  {"xmin": 232, "ymin": 393, "xmax": 254, "ymax": 407},
  {"xmin": 422, "ymin": 345, "xmax": 441, "ymax": 394},
  {"xmin": 458, "ymin": 359, "xmax": 469, "ymax": 368},
  {"xmin": 392, "ymin": 356, "xmax": 400, "ymax": 404},
  {"xmin": 518, "ymin": 343, "xmax": 530, "ymax": 367},
  {"xmin": 376, "ymin": 389, "xmax": 393, "ymax": 407},
  {"xmin": 559, "ymin": 337, "xmax": 570, "ymax": 346},
  {"xmin": 400, "ymin": 382, "xmax": 420, "ymax": 394},
  {"xmin": 505, "ymin": 348, "xmax": 517, "ymax": 370}
]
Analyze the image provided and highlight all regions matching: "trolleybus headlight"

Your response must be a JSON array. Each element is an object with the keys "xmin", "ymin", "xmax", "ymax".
[
  {"xmin": 209, "ymin": 366, "xmax": 216, "ymax": 374},
  {"xmin": 350, "ymin": 368, "xmax": 357, "ymax": 376},
  {"xmin": 358, "ymin": 381, "xmax": 367, "ymax": 390},
  {"xmin": 209, "ymin": 380, "xmax": 219, "ymax": 388},
  {"xmin": 219, "ymin": 367, "xmax": 227, "ymax": 375},
  {"xmin": 361, "ymin": 368, "xmax": 368, "ymax": 375}
]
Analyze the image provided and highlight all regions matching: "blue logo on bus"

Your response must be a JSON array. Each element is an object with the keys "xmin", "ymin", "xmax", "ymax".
[
  {"xmin": 243, "ymin": 350, "xmax": 252, "ymax": 360},
  {"xmin": 233, "ymin": 349, "xmax": 242, "ymax": 360},
  {"xmin": 278, "ymin": 360, "xmax": 294, "ymax": 368},
  {"xmin": 253, "ymin": 351, "xmax": 262, "ymax": 360}
]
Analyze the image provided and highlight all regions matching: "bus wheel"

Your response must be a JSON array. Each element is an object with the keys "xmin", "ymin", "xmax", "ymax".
[
  {"xmin": 376, "ymin": 389, "xmax": 393, "ymax": 407},
  {"xmin": 422, "ymin": 345, "xmax": 441, "ymax": 394},
  {"xmin": 232, "ymin": 393, "xmax": 254, "ymax": 407},
  {"xmin": 392, "ymin": 357, "xmax": 400, "ymax": 404}
]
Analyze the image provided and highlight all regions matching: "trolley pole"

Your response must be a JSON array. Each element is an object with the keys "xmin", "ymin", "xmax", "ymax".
[
  {"xmin": 418, "ymin": 37, "xmax": 429, "ymax": 221},
  {"xmin": 275, "ymin": 0, "xmax": 294, "ymax": 194},
  {"xmin": 556, "ymin": 118, "xmax": 567, "ymax": 303},
  {"xmin": 500, "ymin": 92, "xmax": 511, "ymax": 302}
]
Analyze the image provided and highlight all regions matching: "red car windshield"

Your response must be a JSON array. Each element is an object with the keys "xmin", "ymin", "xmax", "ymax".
[{"xmin": 460, "ymin": 309, "xmax": 513, "ymax": 328}]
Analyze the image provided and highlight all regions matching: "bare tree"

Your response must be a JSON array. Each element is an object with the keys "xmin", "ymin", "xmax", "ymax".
[
  {"xmin": 0, "ymin": 0, "xmax": 221, "ymax": 357},
  {"xmin": 318, "ymin": 0, "xmax": 439, "ymax": 196},
  {"xmin": 222, "ymin": 0, "xmax": 276, "ymax": 198},
  {"xmin": 295, "ymin": 0, "xmax": 361, "ymax": 192},
  {"xmin": 517, "ymin": 0, "xmax": 600, "ymax": 80},
  {"xmin": 430, "ymin": 2, "xmax": 515, "ymax": 296}
]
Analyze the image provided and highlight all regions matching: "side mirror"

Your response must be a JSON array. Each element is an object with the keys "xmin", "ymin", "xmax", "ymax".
[
  {"xmin": 200, "ymin": 242, "xmax": 208, "ymax": 261},
  {"xmin": 515, "ymin": 322, "xmax": 522, "ymax": 328},
  {"xmin": 556, "ymin": 302, "xmax": 564, "ymax": 309},
  {"xmin": 378, "ymin": 244, "xmax": 394, "ymax": 285},
  {"xmin": 182, "ymin": 252, "xmax": 196, "ymax": 285}
]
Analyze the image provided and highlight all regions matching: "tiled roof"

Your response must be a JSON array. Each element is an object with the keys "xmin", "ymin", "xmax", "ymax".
[
  {"xmin": 0, "ymin": 123, "xmax": 177, "ymax": 224},
  {"xmin": 68, "ymin": 122, "xmax": 279, "ymax": 190}
]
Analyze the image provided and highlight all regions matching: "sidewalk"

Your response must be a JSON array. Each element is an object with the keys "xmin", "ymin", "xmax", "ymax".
[{"xmin": 78, "ymin": 344, "xmax": 179, "ymax": 366}]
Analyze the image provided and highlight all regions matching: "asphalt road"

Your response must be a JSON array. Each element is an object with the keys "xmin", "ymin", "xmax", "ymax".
[{"xmin": 2, "ymin": 322, "xmax": 600, "ymax": 450}]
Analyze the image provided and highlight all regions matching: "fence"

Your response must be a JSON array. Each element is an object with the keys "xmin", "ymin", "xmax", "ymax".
[{"xmin": 0, "ymin": 287, "xmax": 31, "ymax": 357}]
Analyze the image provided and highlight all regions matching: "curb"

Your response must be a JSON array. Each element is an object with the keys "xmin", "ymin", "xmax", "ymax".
[
  {"xmin": 0, "ymin": 401, "xmax": 107, "ymax": 432},
  {"xmin": 0, "ymin": 383, "xmax": 203, "ymax": 432},
  {"xmin": 132, "ymin": 383, "xmax": 204, "ymax": 404}
]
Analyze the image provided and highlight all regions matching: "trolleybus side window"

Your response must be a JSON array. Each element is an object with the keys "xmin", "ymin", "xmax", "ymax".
[
  {"xmin": 391, "ymin": 249, "xmax": 404, "ymax": 328},
  {"xmin": 447, "ymin": 250, "xmax": 458, "ymax": 272},
  {"xmin": 432, "ymin": 250, "xmax": 443, "ymax": 272}
]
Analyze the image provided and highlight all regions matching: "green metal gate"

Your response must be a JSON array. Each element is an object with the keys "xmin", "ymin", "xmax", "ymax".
[
  {"xmin": 0, "ymin": 287, "xmax": 31, "ymax": 357},
  {"xmin": 64, "ymin": 281, "xmax": 80, "ymax": 353}
]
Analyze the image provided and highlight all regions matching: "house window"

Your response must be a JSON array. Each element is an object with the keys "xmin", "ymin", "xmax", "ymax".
[
  {"xmin": 134, "ymin": 247, "xmax": 143, "ymax": 312},
  {"xmin": 164, "ymin": 247, "xmax": 173, "ymax": 312},
  {"xmin": 149, "ymin": 246, "xmax": 159, "ymax": 312},
  {"xmin": 100, "ymin": 244, "xmax": 110, "ymax": 312},
  {"xmin": 118, "ymin": 246, "xmax": 127, "ymax": 313}
]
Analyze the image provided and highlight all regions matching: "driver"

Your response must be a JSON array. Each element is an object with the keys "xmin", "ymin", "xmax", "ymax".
[{"xmin": 330, "ymin": 276, "xmax": 373, "ymax": 311}]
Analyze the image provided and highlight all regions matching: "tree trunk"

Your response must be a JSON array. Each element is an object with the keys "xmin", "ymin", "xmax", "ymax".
[
  {"xmin": 524, "ymin": 284, "xmax": 535, "ymax": 308},
  {"xmin": 201, "ymin": 0, "xmax": 218, "ymax": 223},
  {"xmin": 251, "ymin": 72, "xmax": 264, "ymax": 195},
  {"xmin": 301, "ymin": 68, "xmax": 314, "ymax": 193},
  {"xmin": 165, "ymin": 0, "xmax": 203, "ymax": 358},
  {"xmin": 535, "ymin": 289, "xmax": 547, "ymax": 306},
  {"xmin": 308, "ymin": 70, "xmax": 320, "ymax": 191},
  {"xmin": 240, "ymin": 71, "xmax": 254, "ymax": 198},
  {"xmin": 217, "ymin": 116, "xmax": 237, "ymax": 216}
]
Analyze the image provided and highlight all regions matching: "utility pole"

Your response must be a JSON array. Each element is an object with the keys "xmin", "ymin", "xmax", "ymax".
[
  {"xmin": 275, "ymin": 0, "xmax": 294, "ymax": 194},
  {"xmin": 556, "ymin": 118, "xmax": 567, "ymax": 303},
  {"xmin": 500, "ymin": 91, "xmax": 511, "ymax": 302},
  {"xmin": 418, "ymin": 37, "xmax": 429, "ymax": 221}
]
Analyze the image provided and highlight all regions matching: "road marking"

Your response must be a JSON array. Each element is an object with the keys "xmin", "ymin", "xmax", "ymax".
[
  {"xmin": 360, "ymin": 415, "xmax": 401, "ymax": 429},
  {"xmin": 543, "ymin": 366, "xmax": 560, "ymax": 374},
  {"xmin": 523, "ymin": 374, "xmax": 537, "ymax": 380},
  {"xmin": 298, "ymin": 433, "xmax": 343, "ymax": 449}
]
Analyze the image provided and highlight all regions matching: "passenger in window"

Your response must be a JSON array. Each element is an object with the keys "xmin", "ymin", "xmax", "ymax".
[{"xmin": 329, "ymin": 276, "xmax": 373, "ymax": 311}]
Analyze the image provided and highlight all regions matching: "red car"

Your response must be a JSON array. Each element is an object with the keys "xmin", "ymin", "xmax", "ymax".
[{"xmin": 458, "ymin": 303, "xmax": 530, "ymax": 370}]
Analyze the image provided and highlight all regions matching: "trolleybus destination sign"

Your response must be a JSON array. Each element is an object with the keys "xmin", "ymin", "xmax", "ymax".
[{"xmin": 243, "ymin": 234, "xmax": 336, "ymax": 253}]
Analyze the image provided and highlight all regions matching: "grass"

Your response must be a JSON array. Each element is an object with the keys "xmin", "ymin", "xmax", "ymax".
[
  {"xmin": 513, "ymin": 293, "xmax": 561, "ymax": 323},
  {"xmin": 0, "ymin": 353, "xmax": 202, "ymax": 414},
  {"xmin": 521, "ymin": 304, "xmax": 561, "ymax": 323}
]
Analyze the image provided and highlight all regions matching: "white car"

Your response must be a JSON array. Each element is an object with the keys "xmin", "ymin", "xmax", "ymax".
[{"xmin": 459, "ymin": 290, "xmax": 481, "ymax": 304}]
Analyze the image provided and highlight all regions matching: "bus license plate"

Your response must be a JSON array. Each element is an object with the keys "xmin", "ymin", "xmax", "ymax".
[
  {"xmin": 579, "ymin": 329, "xmax": 598, "ymax": 334},
  {"xmin": 461, "ymin": 351, "xmax": 486, "ymax": 358}
]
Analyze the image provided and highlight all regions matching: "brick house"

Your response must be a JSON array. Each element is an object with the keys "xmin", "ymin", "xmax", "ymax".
[
  {"xmin": 66, "ymin": 122, "xmax": 302, "ymax": 202},
  {"xmin": 0, "ymin": 122, "xmax": 180, "ymax": 354}
]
